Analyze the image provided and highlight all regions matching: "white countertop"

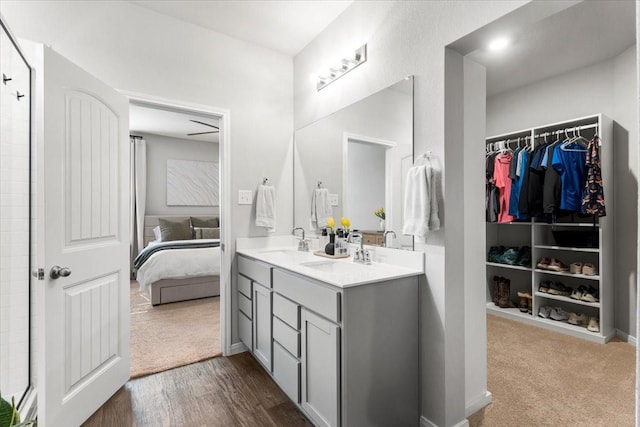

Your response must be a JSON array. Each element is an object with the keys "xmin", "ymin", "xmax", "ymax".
[{"xmin": 236, "ymin": 239, "xmax": 424, "ymax": 289}]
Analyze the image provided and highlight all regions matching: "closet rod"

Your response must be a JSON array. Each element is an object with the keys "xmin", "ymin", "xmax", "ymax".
[
  {"xmin": 534, "ymin": 123, "xmax": 598, "ymax": 139},
  {"xmin": 486, "ymin": 136, "xmax": 529, "ymax": 146}
]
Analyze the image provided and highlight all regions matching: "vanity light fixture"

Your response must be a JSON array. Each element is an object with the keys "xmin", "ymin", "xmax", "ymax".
[
  {"xmin": 488, "ymin": 37, "xmax": 510, "ymax": 51},
  {"xmin": 315, "ymin": 44, "xmax": 367, "ymax": 91}
]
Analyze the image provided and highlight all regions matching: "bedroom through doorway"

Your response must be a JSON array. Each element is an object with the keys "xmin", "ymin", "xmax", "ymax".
[{"xmin": 128, "ymin": 100, "xmax": 225, "ymax": 379}]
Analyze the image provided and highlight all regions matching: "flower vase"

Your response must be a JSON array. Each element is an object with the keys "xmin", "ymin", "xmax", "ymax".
[
  {"xmin": 325, "ymin": 233, "xmax": 336, "ymax": 255},
  {"xmin": 378, "ymin": 219, "xmax": 385, "ymax": 231}
]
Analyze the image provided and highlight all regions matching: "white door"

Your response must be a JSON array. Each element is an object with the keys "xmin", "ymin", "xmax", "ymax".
[{"xmin": 36, "ymin": 45, "xmax": 130, "ymax": 426}]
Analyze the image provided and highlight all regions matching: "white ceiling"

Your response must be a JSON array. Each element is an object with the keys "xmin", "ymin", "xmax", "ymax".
[
  {"xmin": 128, "ymin": 0, "xmax": 353, "ymax": 56},
  {"xmin": 467, "ymin": 1, "xmax": 636, "ymax": 97},
  {"xmin": 130, "ymin": 103, "xmax": 220, "ymax": 143}
]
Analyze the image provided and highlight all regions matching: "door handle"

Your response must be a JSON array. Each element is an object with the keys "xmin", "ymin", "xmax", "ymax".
[{"xmin": 50, "ymin": 265, "xmax": 71, "ymax": 279}]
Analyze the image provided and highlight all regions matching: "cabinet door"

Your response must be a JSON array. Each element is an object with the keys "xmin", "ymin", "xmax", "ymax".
[
  {"xmin": 253, "ymin": 283, "xmax": 273, "ymax": 371},
  {"xmin": 301, "ymin": 309, "xmax": 340, "ymax": 427}
]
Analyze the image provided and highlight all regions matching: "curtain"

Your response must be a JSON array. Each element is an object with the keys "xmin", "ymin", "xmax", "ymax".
[{"xmin": 130, "ymin": 137, "xmax": 146, "ymax": 274}]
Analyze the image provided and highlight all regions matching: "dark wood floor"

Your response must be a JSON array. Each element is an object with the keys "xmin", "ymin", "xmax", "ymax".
[{"xmin": 83, "ymin": 352, "xmax": 313, "ymax": 427}]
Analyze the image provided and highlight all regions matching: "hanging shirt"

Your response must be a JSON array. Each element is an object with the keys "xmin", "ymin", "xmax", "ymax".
[
  {"xmin": 527, "ymin": 142, "xmax": 550, "ymax": 217},
  {"xmin": 581, "ymin": 136, "xmax": 606, "ymax": 217},
  {"xmin": 508, "ymin": 149, "xmax": 529, "ymax": 220},
  {"xmin": 542, "ymin": 142, "xmax": 562, "ymax": 215},
  {"xmin": 494, "ymin": 153, "xmax": 515, "ymax": 223},
  {"xmin": 552, "ymin": 143, "xmax": 587, "ymax": 212}
]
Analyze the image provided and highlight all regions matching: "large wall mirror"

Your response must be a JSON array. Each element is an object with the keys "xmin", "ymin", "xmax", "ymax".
[{"xmin": 294, "ymin": 77, "xmax": 414, "ymax": 249}]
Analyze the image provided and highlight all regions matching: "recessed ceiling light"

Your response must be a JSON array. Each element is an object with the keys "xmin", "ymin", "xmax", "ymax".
[{"xmin": 488, "ymin": 37, "xmax": 510, "ymax": 51}]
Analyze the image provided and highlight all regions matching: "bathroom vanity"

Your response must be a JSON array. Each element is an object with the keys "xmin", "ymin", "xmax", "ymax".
[{"xmin": 236, "ymin": 238, "xmax": 424, "ymax": 427}]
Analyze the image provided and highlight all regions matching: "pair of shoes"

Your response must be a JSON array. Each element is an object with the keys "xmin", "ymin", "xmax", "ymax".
[
  {"xmin": 488, "ymin": 246, "xmax": 532, "ymax": 267},
  {"xmin": 539, "ymin": 281, "xmax": 572, "ymax": 297},
  {"xmin": 570, "ymin": 285, "xmax": 599, "ymax": 303},
  {"xmin": 587, "ymin": 317, "xmax": 600, "ymax": 332},
  {"xmin": 537, "ymin": 257, "xmax": 569, "ymax": 272},
  {"xmin": 569, "ymin": 262, "xmax": 598, "ymax": 276},
  {"xmin": 517, "ymin": 291, "xmax": 533, "ymax": 314},
  {"xmin": 568, "ymin": 312, "xmax": 588, "ymax": 326},
  {"xmin": 538, "ymin": 306, "xmax": 552, "ymax": 318},
  {"xmin": 550, "ymin": 307, "xmax": 569, "ymax": 321}
]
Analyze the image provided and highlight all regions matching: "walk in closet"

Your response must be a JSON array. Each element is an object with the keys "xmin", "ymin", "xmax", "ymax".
[{"xmin": 485, "ymin": 114, "xmax": 613, "ymax": 343}]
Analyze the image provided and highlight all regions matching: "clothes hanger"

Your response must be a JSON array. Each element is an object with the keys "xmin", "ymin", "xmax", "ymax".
[{"xmin": 561, "ymin": 127, "xmax": 588, "ymax": 152}]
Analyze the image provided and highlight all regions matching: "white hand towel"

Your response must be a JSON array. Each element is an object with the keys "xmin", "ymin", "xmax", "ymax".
[
  {"xmin": 310, "ymin": 188, "xmax": 332, "ymax": 230},
  {"xmin": 256, "ymin": 185, "xmax": 276, "ymax": 229},
  {"xmin": 402, "ymin": 164, "xmax": 440, "ymax": 238}
]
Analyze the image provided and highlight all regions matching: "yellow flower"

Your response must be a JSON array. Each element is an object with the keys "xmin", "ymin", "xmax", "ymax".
[
  {"xmin": 341, "ymin": 217, "xmax": 350, "ymax": 228},
  {"xmin": 327, "ymin": 217, "xmax": 335, "ymax": 233}
]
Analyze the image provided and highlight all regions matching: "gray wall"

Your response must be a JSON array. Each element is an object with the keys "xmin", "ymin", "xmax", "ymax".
[
  {"xmin": 141, "ymin": 132, "xmax": 219, "ymax": 217},
  {"xmin": 347, "ymin": 141, "xmax": 385, "ymax": 230},
  {"xmin": 486, "ymin": 46, "xmax": 638, "ymax": 339}
]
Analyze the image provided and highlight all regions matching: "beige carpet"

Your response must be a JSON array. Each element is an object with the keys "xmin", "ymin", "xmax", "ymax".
[
  {"xmin": 130, "ymin": 281, "xmax": 221, "ymax": 378},
  {"xmin": 469, "ymin": 314, "xmax": 635, "ymax": 426}
]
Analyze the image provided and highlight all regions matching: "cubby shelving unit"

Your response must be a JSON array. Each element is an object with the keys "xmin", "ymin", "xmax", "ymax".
[{"xmin": 485, "ymin": 114, "xmax": 613, "ymax": 344}]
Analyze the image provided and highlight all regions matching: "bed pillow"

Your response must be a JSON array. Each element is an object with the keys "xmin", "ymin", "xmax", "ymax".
[
  {"xmin": 190, "ymin": 217, "xmax": 219, "ymax": 228},
  {"xmin": 153, "ymin": 226, "xmax": 162, "ymax": 241},
  {"xmin": 194, "ymin": 227, "xmax": 220, "ymax": 239},
  {"xmin": 158, "ymin": 218, "xmax": 192, "ymax": 241}
]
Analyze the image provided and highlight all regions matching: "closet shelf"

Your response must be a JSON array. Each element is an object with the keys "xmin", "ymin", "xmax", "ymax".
[
  {"xmin": 535, "ymin": 222, "xmax": 599, "ymax": 228},
  {"xmin": 486, "ymin": 262, "xmax": 532, "ymax": 272},
  {"xmin": 534, "ymin": 269, "xmax": 600, "ymax": 281},
  {"xmin": 487, "ymin": 222, "xmax": 531, "ymax": 226},
  {"xmin": 534, "ymin": 244, "xmax": 599, "ymax": 253},
  {"xmin": 486, "ymin": 304, "xmax": 533, "ymax": 321},
  {"xmin": 534, "ymin": 291, "xmax": 600, "ymax": 308},
  {"xmin": 535, "ymin": 316, "xmax": 603, "ymax": 339}
]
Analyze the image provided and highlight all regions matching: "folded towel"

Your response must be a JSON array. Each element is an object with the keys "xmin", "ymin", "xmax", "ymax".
[
  {"xmin": 402, "ymin": 164, "xmax": 440, "ymax": 238},
  {"xmin": 311, "ymin": 188, "xmax": 332, "ymax": 230},
  {"xmin": 256, "ymin": 184, "xmax": 276, "ymax": 229}
]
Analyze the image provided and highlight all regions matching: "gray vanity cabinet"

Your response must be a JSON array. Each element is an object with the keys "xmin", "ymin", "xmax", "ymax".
[
  {"xmin": 300, "ymin": 308, "xmax": 340, "ymax": 427},
  {"xmin": 252, "ymin": 282, "xmax": 273, "ymax": 370}
]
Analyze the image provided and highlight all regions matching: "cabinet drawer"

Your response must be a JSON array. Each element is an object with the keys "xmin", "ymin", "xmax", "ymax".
[
  {"xmin": 238, "ymin": 256, "xmax": 272, "ymax": 287},
  {"xmin": 273, "ymin": 316, "xmax": 300, "ymax": 357},
  {"xmin": 238, "ymin": 311, "xmax": 252, "ymax": 350},
  {"xmin": 238, "ymin": 274, "xmax": 252, "ymax": 298},
  {"xmin": 273, "ymin": 341, "xmax": 300, "ymax": 403},
  {"xmin": 238, "ymin": 292, "xmax": 252, "ymax": 319},
  {"xmin": 363, "ymin": 234, "xmax": 378, "ymax": 245},
  {"xmin": 273, "ymin": 293, "xmax": 300, "ymax": 329},
  {"xmin": 273, "ymin": 269, "xmax": 341, "ymax": 323}
]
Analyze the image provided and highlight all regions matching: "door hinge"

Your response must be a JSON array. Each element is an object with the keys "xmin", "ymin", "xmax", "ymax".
[{"xmin": 31, "ymin": 268, "xmax": 44, "ymax": 280}]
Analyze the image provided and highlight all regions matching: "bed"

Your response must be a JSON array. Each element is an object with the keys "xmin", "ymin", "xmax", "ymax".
[{"xmin": 134, "ymin": 215, "xmax": 221, "ymax": 306}]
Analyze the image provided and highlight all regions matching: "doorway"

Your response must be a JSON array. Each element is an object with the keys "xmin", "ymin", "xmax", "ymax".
[{"xmin": 125, "ymin": 93, "xmax": 232, "ymax": 378}]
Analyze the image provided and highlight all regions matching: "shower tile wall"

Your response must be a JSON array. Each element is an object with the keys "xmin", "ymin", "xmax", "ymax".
[{"xmin": 1, "ymin": 28, "xmax": 31, "ymax": 402}]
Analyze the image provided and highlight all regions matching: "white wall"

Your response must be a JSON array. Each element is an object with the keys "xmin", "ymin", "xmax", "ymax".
[
  {"xmin": 347, "ymin": 140, "xmax": 385, "ymax": 230},
  {"xmin": 486, "ymin": 46, "xmax": 638, "ymax": 339},
  {"xmin": 0, "ymin": 0, "xmax": 293, "ymax": 347},
  {"xmin": 294, "ymin": 1, "xmax": 537, "ymax": 425},
  {"xmin": 140, "ymin": 133, "xmax": 219, "ymax": 217}
]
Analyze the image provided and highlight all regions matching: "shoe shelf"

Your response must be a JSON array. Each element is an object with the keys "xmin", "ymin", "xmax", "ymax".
[
  {"xmin": 534, "ymin": 269, "xmax": 600, "ymax": 281},
  {"xmin": 486, "ymin": 262, "xmax": 531, "ymax": 271},
  {"xmin": 534, "ymin": 244, "xmax": 599, "ymax": 253},
  {"xmin": 486, "ymin": 304, "xmax": 533, "ymax": 322},
  {"xmin": 534, "ymin": 291, "xmax": 600, "ymax": 308},
  {"xmin": 535, "ymin": 316, "xmax": 606, "ymax": 342},
  {"xmin": 535, "ymin": 222, "xmax": 599, "ymax": 228}
]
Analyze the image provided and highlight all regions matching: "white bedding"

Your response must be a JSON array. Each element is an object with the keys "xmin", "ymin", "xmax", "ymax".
[{"xmin": 136, "ymin": 239, "xmax": 221, "ymax": 292}]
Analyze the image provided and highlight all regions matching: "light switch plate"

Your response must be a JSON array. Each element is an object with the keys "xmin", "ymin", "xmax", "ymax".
[
  {"xmin": 329, "ymin": 193, "xmax": 339, "ymax": 206},
  {"xmin": 238, "ymin": 190, "xmax": 253, "ymax": 205}
]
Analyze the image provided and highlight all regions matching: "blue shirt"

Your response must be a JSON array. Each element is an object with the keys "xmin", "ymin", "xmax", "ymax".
[
  {"xmin": 509, "ymin": 149, "xmax": 530, "ymax": 219},
  {"xmin": 552, "ymin": 143, "xmax": 587, "ymax": 211}
]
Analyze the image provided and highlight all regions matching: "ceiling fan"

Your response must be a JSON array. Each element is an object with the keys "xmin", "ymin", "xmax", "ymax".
[{"xmin": 187, "ymin": 119, "xmax": 219, "ymax": 136}]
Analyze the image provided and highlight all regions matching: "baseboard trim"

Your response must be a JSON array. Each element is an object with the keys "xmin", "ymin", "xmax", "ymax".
[
  {"xmin": 465, "ymin": 390, "xmax": 492, "ymax": 417},
  {"xmin": 616, "ymin": 329, "xmax": 637, "ymax": 346},
  {"xmin": 227, "ymin": 342, "xmax": 249, "ymax": 355},
  {"xmin": 420, "ymin": 416, "xmax": 470, "ymax": 427}
]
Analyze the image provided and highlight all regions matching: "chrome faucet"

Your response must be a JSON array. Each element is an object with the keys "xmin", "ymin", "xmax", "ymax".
[
  {"xmin": 348, "ymin": 232, "xmax": 371, "ymax": 264},
  {"xmin": 292, "ymin": 227, "xmax": 309, "ymax": 252},
  {"xmin": 383, "ymin": 230, "xmax": 397, "ymax": 247}
]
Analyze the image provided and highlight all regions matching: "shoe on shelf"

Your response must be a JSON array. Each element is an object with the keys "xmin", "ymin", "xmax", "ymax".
[
  {"xmin": 515, "ymin": 246, "xmax": 531, "ymax": 267},
  {"xmin": 569, "ymin": 262, "xmax": 583, "ymax": 274},
  {"xmin": 582, "ymin": 263, "xmax": 598, "ymax": 276},
  {"xmin": 587, "ymin": 317, "xmax": 600, "ymax": 332},
  {"xmin": 536, "ymin": 257, "xmax": 551, "ymax": 270},
  {"xmin": 550, "ymin": 307, "xmax": 569, "ymax": 321},
  {"xmin": 570, "ymin": 286, "xmax": 587, "ymax": 300},
  {"xmin": 547, "ymin": 258, "xmax": 569, "ymax": 272},
  {"xmin": 497, "ymin": 277, "xmax": 515, "ymax": 309},
  {"xmin": 580, "ymin": 286, "xmax": 599, "ymax": 303},
  {"xmin": 487, "ymin": 246, "xmax": 505, "ymax": 263},
  {"xmin": 538, "ymin": 306, "xmax": 552, "ymax": 319},
  {"xmin": 548, "ymin": 282, "xmax": 571, "ymax": 297},
  {"xmin": 500, "ymin": 248, "xmax": 520, "ymax": 265},
  {"xmin": 539, "ymin": 281, "xmax": 552, "ymax": 293},
  {"xmin": 492, "ymin": 276, "xmax": 501, "ymax": 305},
  {"xmin": 568, "ymin": 312, "xmax": 588, "ymax": 326},
  {"xmin": 517, "ymin": 291, "xmax": 532, "ymax": 313}
]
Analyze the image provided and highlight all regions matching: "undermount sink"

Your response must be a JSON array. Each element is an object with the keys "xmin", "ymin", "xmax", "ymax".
[
  {"xmin": 299, "ymin": 260, "xmax": 365, "ymax": 274},
  {"xmin": 259, "ymin": 248, "xmax": 301, "ymax": 255}
]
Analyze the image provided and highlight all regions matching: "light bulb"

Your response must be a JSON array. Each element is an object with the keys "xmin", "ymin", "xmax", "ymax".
[{"xmin": 488, "ymin": 37, "xmax": 510, "ymax": 51}]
